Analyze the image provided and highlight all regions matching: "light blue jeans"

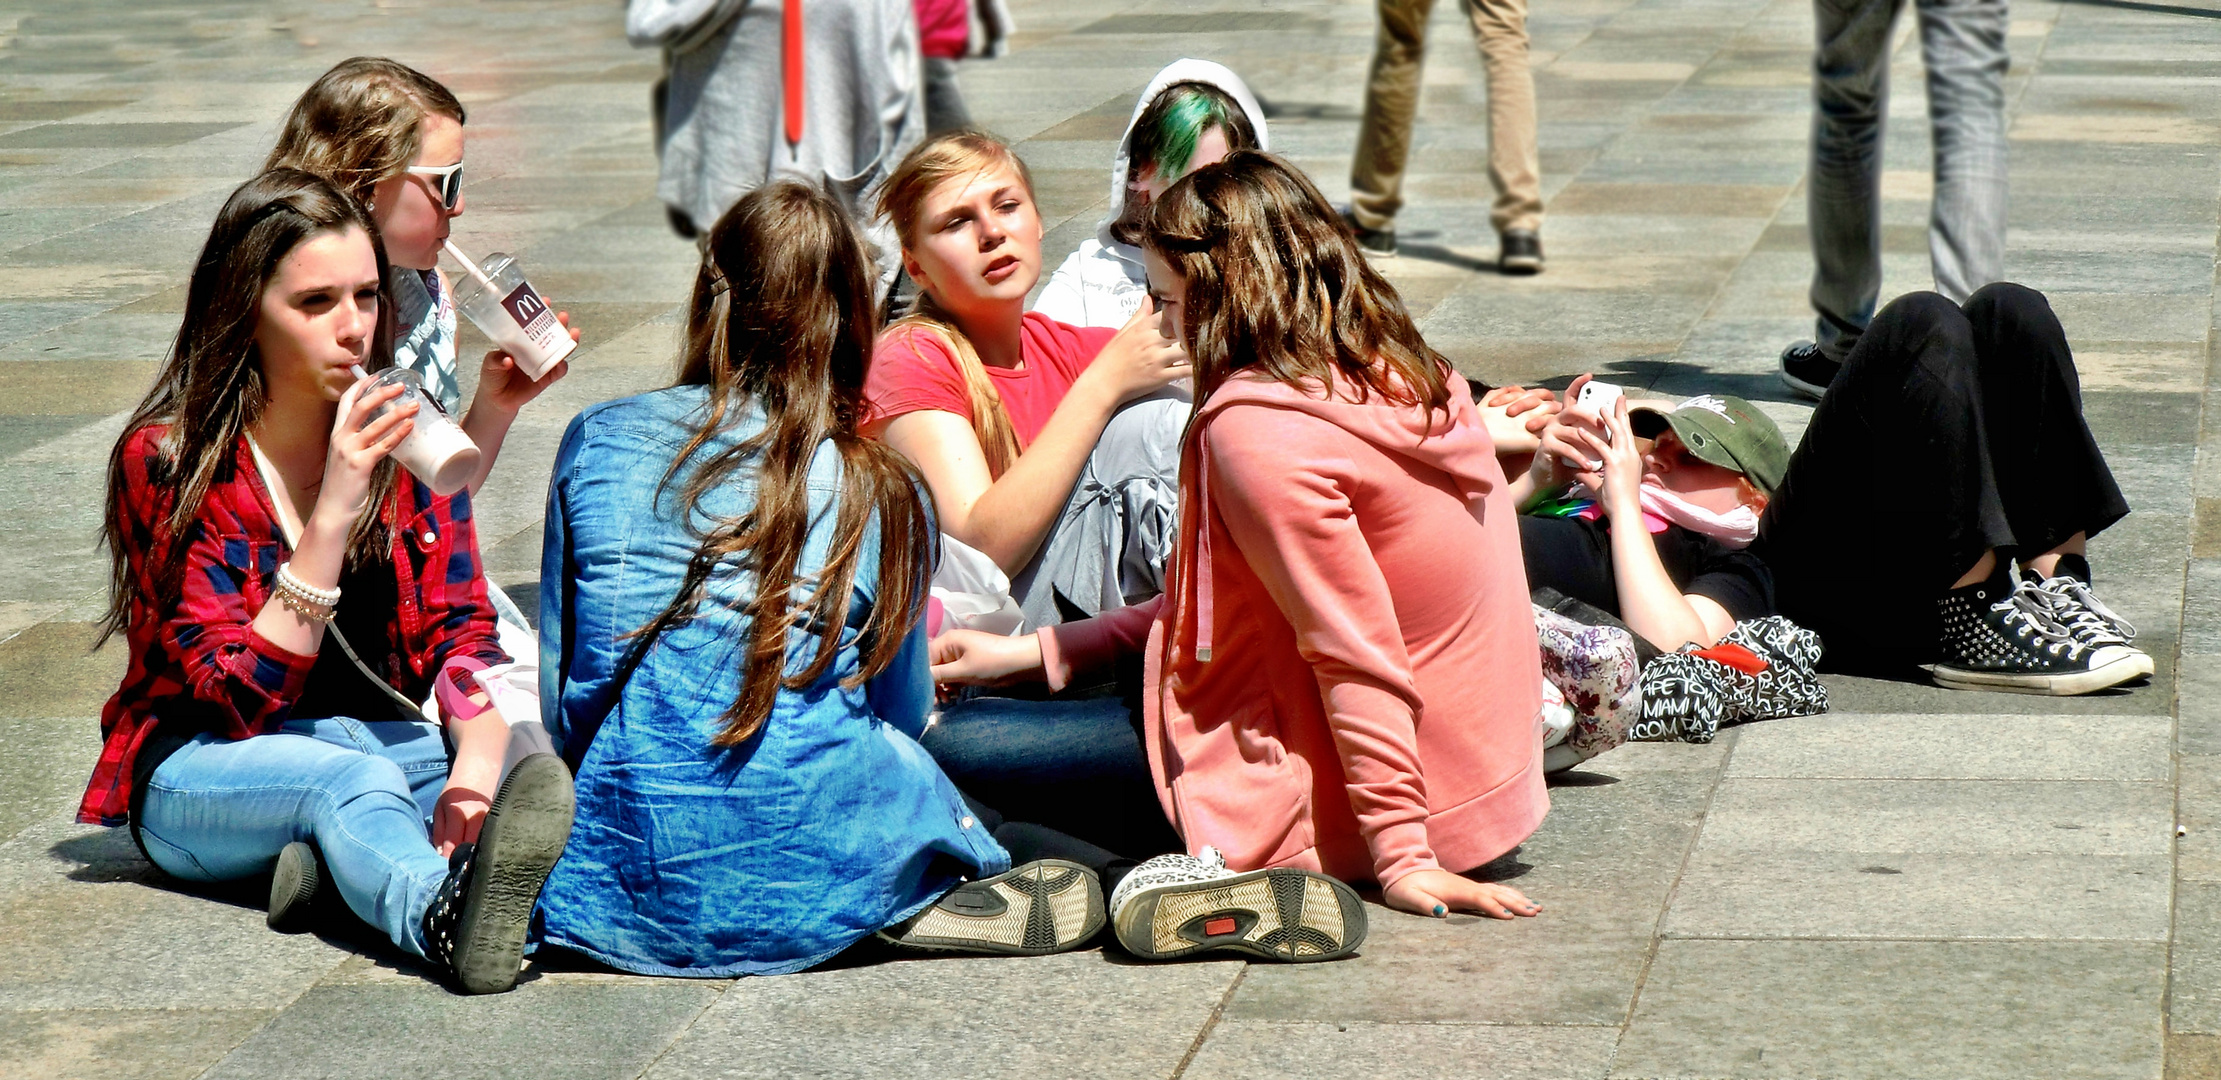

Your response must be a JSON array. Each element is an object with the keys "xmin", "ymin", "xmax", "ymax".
[
  {"xmin": 1808, "ymin": 0, "xmax": 2008, "ymax": 361},
  {"xmin": 135, "ymin": 717, "xmax": 454, "ymax": 958}
]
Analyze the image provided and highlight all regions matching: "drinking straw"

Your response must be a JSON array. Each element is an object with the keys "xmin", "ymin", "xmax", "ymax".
[{"xmin": 442, "ymin": 238, "xmax": 498, "ymax": 293}]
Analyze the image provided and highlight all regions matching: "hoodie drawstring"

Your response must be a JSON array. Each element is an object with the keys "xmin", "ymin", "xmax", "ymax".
[{"xmin": 1192, "ymin": 425, "xmax": 1215, "ymax": 663}]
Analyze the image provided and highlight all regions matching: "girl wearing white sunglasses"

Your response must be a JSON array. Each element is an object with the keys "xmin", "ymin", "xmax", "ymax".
[{"xmin": 267, "ymin": 57, "xmax": 579, "ymax": 496}]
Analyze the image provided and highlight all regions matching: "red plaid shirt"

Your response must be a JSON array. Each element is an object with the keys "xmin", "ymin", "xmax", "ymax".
[{"xmin": 80, "ymin": 425, "xmax": 508, "ymax": 826}]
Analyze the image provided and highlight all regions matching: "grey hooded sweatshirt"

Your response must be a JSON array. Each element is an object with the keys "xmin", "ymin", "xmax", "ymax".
[{"xmin": 629, "ymin": 0, "xmax": 924, "ymax": 270}]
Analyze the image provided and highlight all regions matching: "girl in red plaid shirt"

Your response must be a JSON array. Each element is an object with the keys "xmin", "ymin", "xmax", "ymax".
[{"xmin": 87, "ymin": 169, "xmax": 572, "ymax": 995}]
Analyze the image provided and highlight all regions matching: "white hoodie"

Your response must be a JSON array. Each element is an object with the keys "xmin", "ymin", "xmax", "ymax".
[{"xmin": 1032, "ymin": 59, "xmax": 1271, "ymax": 328}]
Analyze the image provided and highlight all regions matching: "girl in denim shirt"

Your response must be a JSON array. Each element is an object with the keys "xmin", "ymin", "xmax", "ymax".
[{"xmin": 535, "ymin": 182, "xmax": 1109, "ymax": 975}]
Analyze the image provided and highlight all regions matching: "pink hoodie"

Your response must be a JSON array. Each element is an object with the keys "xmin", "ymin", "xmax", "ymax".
[{"xmin": 1042, "ymin": 369, "xmax": 1548, "ymax": 889}]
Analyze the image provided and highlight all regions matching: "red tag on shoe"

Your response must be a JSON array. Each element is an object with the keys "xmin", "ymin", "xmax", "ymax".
[
  {"xmin": 1203, "ymin": 917, "xmax": 1239, "ymax": 937},
  {"xmin": 1690, "ymin": 642, "xmax": 1769, "ymax": 675}
]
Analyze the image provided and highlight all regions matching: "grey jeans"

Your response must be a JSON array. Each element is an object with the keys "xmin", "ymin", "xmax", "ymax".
[
  {"xmin": 1808, "ymin": 0, "xmax": 2008, "ymax": 361},
  {"xmin": 923, "ymin": 56, "xmax": 972, "ymax": 135}
]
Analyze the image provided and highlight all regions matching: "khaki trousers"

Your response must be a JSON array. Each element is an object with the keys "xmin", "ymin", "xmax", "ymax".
[{"xmin": 1350, "ymin": 0, "xmax": 1543, "ymax": 235}]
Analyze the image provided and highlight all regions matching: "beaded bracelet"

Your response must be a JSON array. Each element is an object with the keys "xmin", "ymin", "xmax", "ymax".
[
  {"xmin": 274, "ymin": 562, "xmax": 340, "ymax": 624},
  {"xmin": 276, "ymin": 562, "xmax": 341, "ymax": 606},
  {"xmin": 277, "ymin": 588, "xmax": 335, "ymax": 624}
]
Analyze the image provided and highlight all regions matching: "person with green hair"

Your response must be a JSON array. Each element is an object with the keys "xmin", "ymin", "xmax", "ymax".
[{"xmin": 1034, "ymin": 59, "xmax": 1266, "ymax": 329}]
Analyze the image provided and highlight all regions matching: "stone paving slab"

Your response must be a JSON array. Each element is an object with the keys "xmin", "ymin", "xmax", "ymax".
[
  {"xmin": 640, "ymin": 952, "xmax": 1241, "ymax": 1080},
  {"xmin": 0, "ymin": 0, "xmax": 2211, "ymax": 1077},
  {"xmin": 1613, "ymin": 940, "xmax": 2166, "ymax": 1080}
]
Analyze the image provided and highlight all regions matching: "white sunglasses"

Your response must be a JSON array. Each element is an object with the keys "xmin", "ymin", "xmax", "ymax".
[{"xmin": 404, "ymin": 160, "xmax": 464, "ymax": 211}]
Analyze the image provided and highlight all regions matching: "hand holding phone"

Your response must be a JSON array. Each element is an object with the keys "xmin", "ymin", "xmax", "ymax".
[{"xmin": 1574, "ymin": 380, "xmax": 1623, "ymax": 436}]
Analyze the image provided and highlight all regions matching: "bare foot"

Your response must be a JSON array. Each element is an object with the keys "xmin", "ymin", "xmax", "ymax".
[{"xmin": 1383, "ymin": 868, "xmax": 1541, "ymax": 920}]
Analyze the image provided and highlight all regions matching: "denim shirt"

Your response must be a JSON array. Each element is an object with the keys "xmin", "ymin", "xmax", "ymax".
[{"xmin": 534, "ymin": 386, "xmax": 1007, "ymax": 977}]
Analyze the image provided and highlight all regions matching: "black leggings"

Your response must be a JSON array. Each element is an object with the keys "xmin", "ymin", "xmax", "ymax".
[{"xmin": 1757, "ymin": 283, "xmax": 2129, "ymax": 667}]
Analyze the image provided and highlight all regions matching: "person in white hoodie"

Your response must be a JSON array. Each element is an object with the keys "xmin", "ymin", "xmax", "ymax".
[{"xmin": 1034, "ymin": 60, "xmax": 1267, "ymax": 329}]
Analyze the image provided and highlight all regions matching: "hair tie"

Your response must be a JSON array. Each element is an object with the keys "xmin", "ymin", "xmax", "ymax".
[{"xmin": 697, "ymin": 237, "xmax": 731, "ymax": 295}]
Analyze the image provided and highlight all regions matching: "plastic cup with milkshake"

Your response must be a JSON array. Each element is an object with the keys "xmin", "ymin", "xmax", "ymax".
[
  {"xmin": 351, "ymin": 364, "xmax": 481, "ymax": 496},
  {"xmin": 443, "ymin": 239, "xmax": 576, "ymax": 380}
]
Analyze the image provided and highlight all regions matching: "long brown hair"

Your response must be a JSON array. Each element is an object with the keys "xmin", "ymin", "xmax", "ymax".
[
  {"xmin": 99, "ymin": 169, "xmax": 398, "ymax": 644},
  {"xmin": 1145, "ymin": 151, "xmax": 1450, "ymax": 414},
  {"xmin": 634, "ymin": 181, "xmax": 931, "ymax": 747},
  {"xmin": 874, "ymin": 131, "xmax": 1033, "ymax": 476},
  {"xmin": 266, "ymin": 57, "xmax": 465, "ymax": 207}
]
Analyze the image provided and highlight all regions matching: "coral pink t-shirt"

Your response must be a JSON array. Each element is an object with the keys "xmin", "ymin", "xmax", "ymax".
[
  {"xmin": 914, "ymin": 0, "xmax": 970, "ymax": 60},
  {"xmin": 864, "ymin": 311, "xmax": 1116, "ymax": 449}
]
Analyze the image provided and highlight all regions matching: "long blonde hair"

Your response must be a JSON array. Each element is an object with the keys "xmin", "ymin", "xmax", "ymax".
[
  {"xmin": 875, "ymin": 131, "xmax": 1032, "ymax": 476},
  {"xmin": 266, "ymin": 57, "xmax": 465, "ymax": 209}
]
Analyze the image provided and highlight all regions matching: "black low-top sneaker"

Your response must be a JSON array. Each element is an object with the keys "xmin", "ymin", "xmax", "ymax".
[
  {"xmin": 1500, "ymin": 229, "xmax": 1544, "ymax": 275},
  {"xmin": 419, "ymin": 753, "xmax": 576, "ymax": 995},
  {"xmin": 1108, "ymin": 847, "xmax": 1366, "ymax": 963},
  {"xmin": 1338, "ymin": 206, "xmax": 1397, "ymax": 258},
  {"xmin": 878, "ymin": 859, "xmax": 1104, "ymax": 956},
  {"xmin": 267, "ymin": 840, "xmax": 328, "ymax": 933},
  {"xmin": 1779, "ymin": 340, "xmax": 1840, "ymax": 401},
  {"xmin": 1932, "ymin": 575, "xmax": 2151, "ymax": 696}
]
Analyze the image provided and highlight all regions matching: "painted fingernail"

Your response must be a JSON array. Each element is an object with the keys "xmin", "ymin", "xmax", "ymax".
[{"xmin": 1433, "ymin": 904, "xmax": 1447, "ymax": 917}]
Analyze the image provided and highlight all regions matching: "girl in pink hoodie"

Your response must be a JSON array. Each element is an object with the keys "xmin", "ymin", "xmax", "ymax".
[{"xmin": 933, "ymin": 151, "xmax": 1549, "ymax": 923}]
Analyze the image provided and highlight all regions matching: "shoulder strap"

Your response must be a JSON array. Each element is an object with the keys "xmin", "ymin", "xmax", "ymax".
[{"xmin": 328, "ymin": 621, "xmax": 431, "ymax": 720}]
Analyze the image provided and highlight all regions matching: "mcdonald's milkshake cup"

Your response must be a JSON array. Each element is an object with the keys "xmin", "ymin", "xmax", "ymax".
[
  {"xmin": 444, "ymin": 240, "xmax": 576, "ymax": 380},
  {"xmin": 356, "ymin": 365, "xmax": 481, "ymax": 496}
]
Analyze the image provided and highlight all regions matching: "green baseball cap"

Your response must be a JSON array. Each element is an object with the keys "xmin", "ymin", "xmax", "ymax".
[{"xmin": 1629, "ymin": 394, "xmax": 1790, "ymax": 495}]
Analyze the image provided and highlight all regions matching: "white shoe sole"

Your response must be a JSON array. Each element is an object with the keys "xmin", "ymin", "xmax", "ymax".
[
  {"xmin": 1114, "ymin": 867, "xmax": 1366, "ymax": 963},
  {"xmin": 880, "ymin": 860, "xmax": 1104, "ymax": 956},
  {"xmin": 1931, "ymin": 649, "xmax": 2154, "ymax": 696}
]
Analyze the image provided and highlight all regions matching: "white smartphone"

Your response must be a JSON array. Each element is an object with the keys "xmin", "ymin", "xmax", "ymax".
[{"xmin": 1574, "ymin": 379, "xmax": 1623, "ymax": 420}]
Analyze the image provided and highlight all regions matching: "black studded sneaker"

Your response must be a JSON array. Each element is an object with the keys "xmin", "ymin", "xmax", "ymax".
[
  {"xmin": 1779, "ymin": 340, "xmax": 1840, "ymax": 401},
  {"xmin": 1932, "ymin": 570, "xmax": 2152, "ymax": 696},
  {"xmin": 418, "ymin": 753, "xmax": 576, "ymax": 995},
  {"xmin": 1338, "ymin": 205, "xmax": 1397, "ymax": 258},
  {"xmin": 878, "ymin": 859, "xmax": 1105, "ymax": 956},
  {"xmin": 1108, "ymin": 847, "xmax": 1366, "ymax": 963},
  {"xmin": 1499, "ymin": 229, "xmax": 1544, "ymax": 275},
  {"xmin": 267, "ymin": 840, "xmax": 329, "ymax": 933},
  {"xmin": 2023, "ymin": 563, "xmax": 2141, "ymax": 650}
]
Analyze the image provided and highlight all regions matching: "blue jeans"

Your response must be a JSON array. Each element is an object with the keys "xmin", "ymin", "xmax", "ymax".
[
  {"xmin": 1808, "ymin": 0, "xmax": 2008, "ymax": 360},
  {"xmin": 920, "ymin": 694, "xmax": 1181, "ymax": 860},
  {"xmin": 136, "ymin": 717, "xmax": 454, "ymax": 958}
]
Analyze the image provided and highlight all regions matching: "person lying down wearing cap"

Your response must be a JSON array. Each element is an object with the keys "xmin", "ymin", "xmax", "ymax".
[{"xmin": 1510, "ymin": 377, "xmax": 1791, "ymax": 655}]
